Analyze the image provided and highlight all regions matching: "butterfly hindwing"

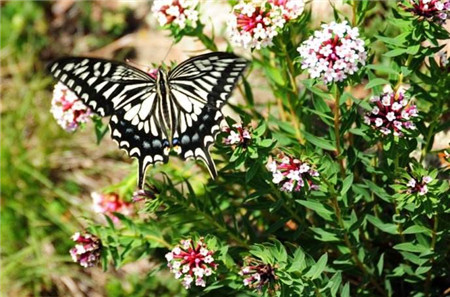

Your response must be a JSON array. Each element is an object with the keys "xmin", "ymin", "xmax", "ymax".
[
  {"xmin": 169, "ymin": 52, "xmax": 248, "ymax": 176},
  {"xmin": 109, "ymin": 110, "xmax": 168, "ymax": 188}
]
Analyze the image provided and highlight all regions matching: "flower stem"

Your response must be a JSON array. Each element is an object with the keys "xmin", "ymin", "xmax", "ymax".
[
  {"xmin": 330, "ymin": 194, "xmax": 387, "ymax": 297},
  {"xmin": 424, "ymin": 215, "xmax": 439, "ymax": 297},
  {"xmin": 283, "ymin": 46, "xmax": 304, "ymax": 145},
  {"xmin": 333, "ymin": 86, "xmax": 345, "ymax": 176},
  {"xmin": 122, "ymin": 233, "xmax": 172, "ymax": 249},
  {"xmin": 352, "ymin": 0, "xmax": 358, "ymax": 26}
]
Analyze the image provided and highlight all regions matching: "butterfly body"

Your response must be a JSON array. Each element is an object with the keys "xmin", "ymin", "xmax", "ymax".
[{"xmin": 48, "ymin": 52, "xmax": 248, "ymax": 188}]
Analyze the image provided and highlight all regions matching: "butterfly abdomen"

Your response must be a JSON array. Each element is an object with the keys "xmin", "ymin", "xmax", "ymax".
[{"xmin": 156, "ymin": 68, "xmax": 178, "ymax": 152}]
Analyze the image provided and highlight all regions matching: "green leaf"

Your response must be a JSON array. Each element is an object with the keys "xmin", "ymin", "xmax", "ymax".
[
  {"xmin": 366, "ymin": 64, "xmax": 399, "ymax": 76},
  {"xmin": 341, "ymin": 174, "xmax": 354, "ymax": 196},
  {"xmin": 242, "ymin": 77, "xmax": 254, "ymax": 107},
  {"xmin": 393, "ymin": 242, "xmax": 429, "ymax": 253},
  {"xmin": 365, "ymin": 78, "xmax": 390, "ymax": 90},
  {"xmin": 366, "ymin": 215, "xmax": 398, "ymax": 234},
  {"xmin": 310, "ymin": 227, "xmax": 340, "ymax": 242},
  {"xmin": 288, "ymin": 248, "xmax": 306, "ymax": 273},
  {"xmin": 341, "ymin": 282, "xmax": 350, "ymax": 297},
  {"xmin": 93, "ymin": 116, "xmax": 109, "ymax": 144},
  {"xmin": 329, "ymin": 272, "xmax": 342, "ymax": 297},
  {"xmin": 383, "ymin": 48, "xmax": 407, "ymax": 57},
  {"xmin": 305, "ymin": 253, "xmax": 327, "ymax": 280},
  {"xmin": 406, "ymin": 44, "xmax": 421, "ymax": 55},
  {"xmin": 377, "ymin": 253, "xmax": 384, "ymax": 276},
  {"xmin": 296, "ymin": 199, "xmax": 334, "ymax": 221},
  {"xmin": 303, "ymin": 131, "xmax": 336, "ymax": 151},
  {"xmin": 403, "ymin": 225, "xmax": 432, "ymax": 236}
]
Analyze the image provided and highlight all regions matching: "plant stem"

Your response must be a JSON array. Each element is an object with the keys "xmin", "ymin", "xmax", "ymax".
[
  {"xmin": 352, "ymin": 0, "xmax": 358, "ymax": 26},
  {"xmin": 424, "ymin": 215, "xmax": 439, "ymax": 297},
  {"xmin": 283, "ymin": 46, "xmax": 304, "ymax": 144},
  {"xmin": 122, "ymin": 233, "xmax": 172, "ymax": 249},
  {"xmin": 333, "ymin": 87, "xmax": 345, "ymax": 176},
  {"xmin": 323, "ymin": 177, "xmax": 386, "ymax": 296},
  {"xmin": 330, "ymin": 195, "xmax": 387, "ymax": 297},
  {"xmin": 394, "ymin": 202, "xmax": 405, "ymax": 242}
]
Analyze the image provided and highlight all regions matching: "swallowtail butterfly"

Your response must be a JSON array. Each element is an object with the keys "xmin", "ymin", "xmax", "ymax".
[{"xmin": 48, "ymin": 52, "xmax": 248, "ymax": 188}]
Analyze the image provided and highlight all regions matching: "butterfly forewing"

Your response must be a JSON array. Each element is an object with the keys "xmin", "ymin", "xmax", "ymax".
[{"xmin": 168, "ymin": 52, "xmax": 248, "ymax": 177}]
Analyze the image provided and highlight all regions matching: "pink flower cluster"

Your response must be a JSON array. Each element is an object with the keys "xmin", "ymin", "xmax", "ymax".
[
  {"xmin": 364, "ymin": 88, "xmax": 419, "ymax": 137},
  {"xmin": 152, "ymin": 0, "xmax": 199, "ymax": 29},
  {"xmin": 50, "ymin": 82, "xmax": 92, "ymax": 132},
  {"xmin": 223, "ymin": 123, "xmax": 252, "ymax": 147},
  {"xmin": 228, "ymin": 0, "xmax": 304, "ymax": 49},
  {"xmin": 165, "ymin": 238, "xmax": 217, "ymax": 289},
  {"xmin": 297, "ymin": 21, "xmax": 367, "ymax": 84},
  {"xmin": 403, "ymin": 0, "xmax": 450, "ymax": 24},
  {"xmin": 267, "ymin": 154, "xmax": 319, "ymax": 192},
  {"xmin": 240, "ymin": 258, "xmax": 277, "ymax": 290},
  {"xmin": 69, "ymin": 232, "xmax": 101, "ymax": 268},
  {"xmin": 406, "ymin": 175, "xmax": 433, "ymax": 195},
  {"xmin": 92, "ymin": 192, "xmax": 134, "ymax": 223}
]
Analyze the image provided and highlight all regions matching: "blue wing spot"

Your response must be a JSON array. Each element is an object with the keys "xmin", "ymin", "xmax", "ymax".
[
  {"xmin": 152, "ymin": 139, "xmax": 162, "ymax": 149},
  {"xmin": 163, "ymin": 139, "xmax": 170, "ymax": 147},
  {"xmin": 172, "ymin": 138, "xmax": 180, "ymax": 146},
  {"xmin": 181, "ymin": 135, "xmax": 190, "ymax": 145}
]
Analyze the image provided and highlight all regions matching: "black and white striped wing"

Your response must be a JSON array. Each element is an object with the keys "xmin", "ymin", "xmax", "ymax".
[
  {"xmin": 48, "ymin": 58, "xmax": 168, "ymax": 188},
  {"xmin": 168, "ymin": 52, "xmax": 248, "ymax": 177}
]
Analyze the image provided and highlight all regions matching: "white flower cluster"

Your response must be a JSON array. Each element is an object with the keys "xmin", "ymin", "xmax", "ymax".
[
  {"xmin": 267, "ymin": 154, "xmax": 319, "ymax": 192},
  {"xmin": 407, "ymin": 176, "xmax": 433, "ymax": 195},
  {"xmin": 297, "ymin": 21, "xmax": 367, "ymax": 84},
  {"xmin": 69, "ymin": 232, "xmax": 101, "ymax": 268},
  {"xmin": 228, "ymin": 0, "xmax": 304, "ymax": 49},
  {"xmin": 152, "ymin": 0, "xmax": 199, "ymax": 29},
  {"xmin": 50, "ymin": 82, "xmax": 92, "ymax": 132},
  {"xmin": 165, "ymin": 238, "xmax": 217, "ymax": 289},
  {"xmin": 364, "ymin": 87, "xmax": 419, "ymax": 137},
  {"xmin": 405, "ymin": 0, "xmax": 450, "ymax": 24},
  {"xmin": 223, "ymin": 123, "xmax": 252, "ymax": 146}
]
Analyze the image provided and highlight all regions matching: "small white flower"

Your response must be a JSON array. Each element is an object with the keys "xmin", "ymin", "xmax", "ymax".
[
  {"xmin": 407, "ymin": 178, "xmax": 417, "ymax": 188},
  {"xmin": 375, "ymin": 118, "xmax": 384, "ymax": 127},
  {"xmin": 287, "ymin": 170, "xmax": 301, "ymax": 181},
  {"xmin": 392, "ymin": 102, "xmax": 402, "ymax": 111},
  {"xmin": 204, "ymin": 267, "xmax": 212, "ymax": 276},
  {"xmin": 165, "ymin": 252, "xmax": 174, "ymax": 261},
  {"xmin": 204, "ymin": 255, "xmax": 214, "ymax": 264},
  {"xmin": 419, "ymin": 185, "xmax": 428, "ymax": 196},
  {"xmin": 386, "ymin": 112, "xmax": 396, "ymax": 122},
  {"xmin": 381, "ymin": 95, "xmax": 391, "ymax": 106},
  {"xmin": 423, "ymin": 176, "xmax": 433, "ymax": 183},
  {"xmin": 272, "ymin": 171, "xmax": 285, "ymax": 184},
  {"xmin": 182, "ymin": 265, "xmax": 190, "ymax": 273},
  {"xmin": 173, "ymin": 246, "xmax": 181, "ymax": 255}
]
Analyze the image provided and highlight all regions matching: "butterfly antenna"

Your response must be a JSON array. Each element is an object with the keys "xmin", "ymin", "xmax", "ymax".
[
  {"xmin": 125, "ymin": 58, "xmax": 155, "ymax": 73},
  {"xmin": 162, "ymin": 42, "xmax": 175, "ymax": 65}
]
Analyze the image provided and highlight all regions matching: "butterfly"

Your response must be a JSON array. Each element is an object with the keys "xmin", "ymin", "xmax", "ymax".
[{"xmin": 48, "ymin": 52, "xmax": 248, "ymax": 188}]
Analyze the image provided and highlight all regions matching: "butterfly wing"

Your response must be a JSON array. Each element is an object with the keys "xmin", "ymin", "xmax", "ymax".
[
  {"xmin": 48, "ymin": 57, "xmax": 168, "ymax": 188},
  {"xmin": 168, "ymin": 52, "xmax": 248, "ymax": 177}
]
